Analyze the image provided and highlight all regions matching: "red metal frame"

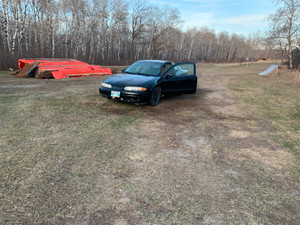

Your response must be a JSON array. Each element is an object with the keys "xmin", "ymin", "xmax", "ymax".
[{"xmin": 18, "ymin": 59, "xmax": 112, "ymax": 79}]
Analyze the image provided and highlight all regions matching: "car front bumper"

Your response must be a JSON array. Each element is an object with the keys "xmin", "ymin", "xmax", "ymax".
[{"xmin": 99, "ymin": 87, "xmax": 151, "ymax": 104}]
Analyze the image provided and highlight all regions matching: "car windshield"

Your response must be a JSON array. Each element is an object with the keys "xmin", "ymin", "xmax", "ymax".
[{"xmin": 125, "ymin": 61, "xmax": 163, "ymax": 76}]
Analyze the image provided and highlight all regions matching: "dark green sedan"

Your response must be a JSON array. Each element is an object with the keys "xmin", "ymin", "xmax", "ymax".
[{"xmin": 99, "ymin": 60, "xmax": 197, "ymax": 106}]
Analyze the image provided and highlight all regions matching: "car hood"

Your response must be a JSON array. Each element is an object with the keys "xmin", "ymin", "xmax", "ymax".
[{"xmin": 104, "ymin": 74, "xmax": 159, "ymax": 87}]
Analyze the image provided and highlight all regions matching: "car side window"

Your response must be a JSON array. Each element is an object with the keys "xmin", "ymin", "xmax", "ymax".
[
  {"xmin": 161, "ymin": 63, "xmax": 172, "ymax": 75},
  {"xmin": 173, "ymin": 64, "xmax": 195, "ymax": 76},
  {"xmin": 172, "ymin": 65, "xmax": 188, "ymax": 76}
]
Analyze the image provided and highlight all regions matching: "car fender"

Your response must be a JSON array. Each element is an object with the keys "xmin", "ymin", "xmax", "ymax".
[{"xmin": 147, "ymin": 78, "xmax": 160, "ymax": 91}]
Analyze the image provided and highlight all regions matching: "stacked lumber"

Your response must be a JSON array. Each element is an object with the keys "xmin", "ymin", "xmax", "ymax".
[
  {"xmin": 16, "ymin": 63, "xmax": 35, "ymax": 77},
  {"xmin": 17, "ymin": 58, "xmax": 112, "ymax": 79}
]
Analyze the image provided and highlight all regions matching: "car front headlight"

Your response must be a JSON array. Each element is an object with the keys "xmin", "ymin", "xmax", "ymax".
[
  {"xmin": 124, "ymin": 86, "xmax": 147, "ymax": 91},
  {"xmin": 101, "ymin": 82, "xmax": 112, "ymax": 88}
]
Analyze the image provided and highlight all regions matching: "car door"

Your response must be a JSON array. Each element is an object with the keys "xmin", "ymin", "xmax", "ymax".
[{"xmin": 160, "ymin": 62, "xmax": 197, "ymax": 94}]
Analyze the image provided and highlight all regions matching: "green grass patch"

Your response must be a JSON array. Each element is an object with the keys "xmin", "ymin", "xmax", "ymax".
[{"xmin": 0, "ymin": 71, "xmax": 9, "ymax": 76}]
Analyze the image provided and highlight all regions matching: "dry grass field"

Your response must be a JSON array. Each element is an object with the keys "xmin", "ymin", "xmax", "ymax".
[{"xmin": 0, "ymin": 63, "xmax": 299, "ymax": 224}]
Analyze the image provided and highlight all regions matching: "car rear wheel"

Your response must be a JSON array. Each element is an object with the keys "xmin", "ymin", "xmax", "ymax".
[{"xmin": 149, "ymin": 86, "xmax": 161, "ymax": 106}]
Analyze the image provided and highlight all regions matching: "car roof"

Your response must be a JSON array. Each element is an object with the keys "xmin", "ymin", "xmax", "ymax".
[{"xmin": 136, "ymin": 60, "xmax": 174, "ymax": 64}]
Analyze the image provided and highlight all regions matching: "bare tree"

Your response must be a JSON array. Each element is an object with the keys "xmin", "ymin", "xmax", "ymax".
[
  {"xmin": 1, "ymin": 0, "xmax": 11, "ymax": 54},
  {"xmin": 146, "ymin": 5, "xmax": 181, "ymax": 59},
  {"xmin": 129, "ymin": 0, "xmax": 149, "ymax": 62},
  {"xmin": 268, "ymin": 0, "xmax": 300, "ymax": 68},
  {"xmin": 109, "ymin": 0, "xmax": 129, "ymax": 64}
]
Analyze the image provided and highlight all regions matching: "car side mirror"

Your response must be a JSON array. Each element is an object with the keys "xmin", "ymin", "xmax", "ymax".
[
  {"xmin": 121, "ymin": 68, "xmax": 126, "ymax": 73},
  {"xmin": 165, "ymin": 73, "xmax": 173, "ymax": 79}
]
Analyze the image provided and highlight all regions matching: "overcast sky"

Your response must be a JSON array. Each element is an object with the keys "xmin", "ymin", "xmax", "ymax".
[{"xmin": 150, "ymin": 0, "xmax": 277, "ymax": 35}]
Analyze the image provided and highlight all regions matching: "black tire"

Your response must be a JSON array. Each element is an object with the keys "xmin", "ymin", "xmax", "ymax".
[{"xmin": 149, "ymin": 86, "xmax": 161, "ymax": 106}]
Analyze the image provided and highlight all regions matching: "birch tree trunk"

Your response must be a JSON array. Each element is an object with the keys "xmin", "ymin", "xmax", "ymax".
[{"xmin": 2, "ymin": 0, "xmax": 11, "ymax": 54}]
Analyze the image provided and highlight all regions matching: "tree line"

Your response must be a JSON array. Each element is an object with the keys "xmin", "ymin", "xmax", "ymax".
[{"xmin": 0, "ymin": 0, "xmax": 273, "ymax": 70}]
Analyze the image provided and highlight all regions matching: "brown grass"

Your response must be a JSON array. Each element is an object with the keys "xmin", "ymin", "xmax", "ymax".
[{"xmin": 0, "ymin": 64, "xmax": 299, "ymax": 224}]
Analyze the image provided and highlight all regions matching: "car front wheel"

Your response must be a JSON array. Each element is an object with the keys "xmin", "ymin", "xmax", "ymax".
[{"xmin": 149, "ymin": 86, "xmax": 161, "ymax": 106}]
